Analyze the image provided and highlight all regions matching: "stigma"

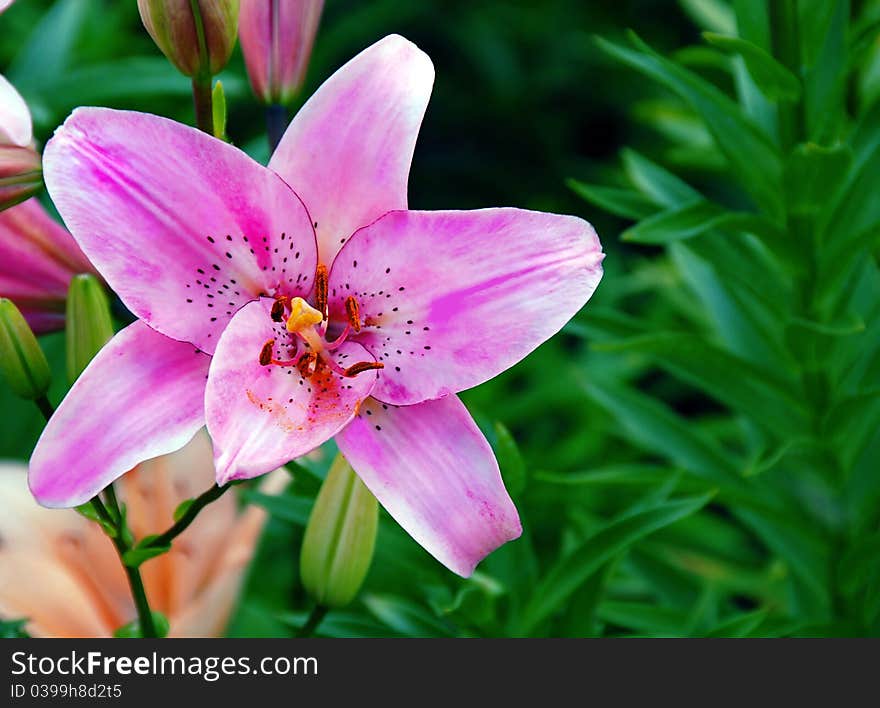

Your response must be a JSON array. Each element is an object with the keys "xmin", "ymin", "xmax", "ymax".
[{"xmin": 285, "ymin": 297, "xmax": 323, "ymax": 334}]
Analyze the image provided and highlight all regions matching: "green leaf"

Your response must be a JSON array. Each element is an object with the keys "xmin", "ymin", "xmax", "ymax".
[
  {"xmin": 361, "ymin": 594, "xmax": 455, "ymax": 637},
  {"xmin": 0, "ymin": 618, "xmax": 30, "ymax": 638},
  {"xmin": 597, "ymin": 33, "xmax": 783, "ymax": 216},
  {"xmin": 621, "ymin": 148, "xmax": 700, "ymax": 207},
  {"xmin": 678, "ymin": 0, "xmax": 736, "ymax": 34},
  {"xmin": 784, "ymin": 143, "xmax": 853, "ymax": 217},
  {"xmin": 593, "ymin": 332, "xmax": 810, "ymax": 436},
  {"xmin": 242, "ymin": 490, "xmax": 313, "ymax": 526},
  {"xmin": 172, "ymin": 498, "xmax": 195, "ymax": 523},
  {"xmin": 493, "ymin": 422, "xmax": 527, "ymax": 497},
  {"xmin": 598, "ymin": 600, "xmax": 690, "ymax": 636},
  {"xmin": 113, "ymin": 612, "xmax": 170, "ymax": 639},
  {"xmin": 534, "ymin": 463, "xmax": 676, "ymax": 487},
  {"xmin": 703, "ymin": 33, "xmax": 801, "ymax": 100},
  {"xmin": 622, "ymin": 199, "xmax": 783, "ymax": 244},
  {"xmin": 517, "ymin": 492, "xmax": 714, "ymax": 634},
  {"xmin": 705, "ymin": 609, "xmax": 770, "ymax": 637},
  {"xmin": 566, "ymin": 179, "xmax": 656, "ymax": 220},
  {"xmin": 122, "ymin": 536, "xmax": 171, "ymax": 567}
]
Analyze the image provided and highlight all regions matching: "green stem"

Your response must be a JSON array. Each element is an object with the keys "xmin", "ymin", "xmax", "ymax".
[
  {"xmin": 188, "ymin": 0, "xmax": 213, "ymax": 135},
  {"xmin": 145, "ymin": 483, "xmax": 232, "ymax": 549},
  {"xmin": 35, "ymin": 394, "xmax": 54, "ymax": 421},
  {"xmin": 296, "ymin": 605, "xmax": 328, "ymax": 638},
  {"xmin": 192, "ymin": 76, "xmax": 214, "ymax": 135},
  {"xmin": 266, "ymin": 103, "xmax": 288, "ymax": 152}
]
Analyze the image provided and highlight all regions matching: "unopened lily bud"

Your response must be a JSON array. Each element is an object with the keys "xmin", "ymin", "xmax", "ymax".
[
  {"xmin": 0, "ymin": 144, "xmax": 42, "ymax": 211},
  {"xmin": 300, "ymin": 453, "xmax": 377, "ymax": 608},
  {"xmin": 0, "ymin": 297, "xmax": 50, "ymax": 400},
  {"xmin": 138, "ymin": 0, "xmax": 240, "ymax": 77},
  {"xmin": 239, "ymin": 0, "xmax": 324, "ymax": 104},
  {"xmin": 65, "ymin": 274, "xmax": 114, "ymax": 384}
]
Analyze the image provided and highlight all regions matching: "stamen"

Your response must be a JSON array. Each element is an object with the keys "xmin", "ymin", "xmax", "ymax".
[
  {"xmin": 345, "ymin": 296, "xmax": 361, "ymax": 332},
  {"xmin": 270, "ymin": 299, "xmax": 285, "ymax": 322},
  {"xmin": 259, "ymin": 339, "xmax": 275, "ymax": 366},
  {"xmin": 343, "ymin": 361, "xmax": 385, "ymax": 377},
  {"xmin": 296, "ymin": 352, "xmax": 317, "ymax": 378},
  {"xmin": 315, "ymin": 264, "xmax": 329, "ymax": 319}
]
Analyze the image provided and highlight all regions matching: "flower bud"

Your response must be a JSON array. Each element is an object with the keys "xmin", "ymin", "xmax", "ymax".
[
  {"xmin": 0, "ymin": 297, "xmax": 50, "ymax": 400},
  {"xmin": 137, "ymin": 0, "xmax": 240, "ymax": 77},
  {"xmin": 65, "ymin": 274, "xmax": 114, "ymax": 384},
  {"xmin": 300, "ymin": 453, "xmax": 377, "ymax": 608},
  {"xmin": 239, "ymin": 0, "xmax": 324, "ymax": 104},
  {"xmin": 0, "ymin": 145, "xmax": 42, "ymax": 211}
]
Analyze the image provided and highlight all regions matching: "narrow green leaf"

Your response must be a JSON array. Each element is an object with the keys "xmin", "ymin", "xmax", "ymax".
[
  {"xmin": 622, "ymin": 199, "xmax": 783, "ymax": 244},
  {"xmin": 598, "ymin": 600, "xmax": 690, "ymax": 636},
  {"xmin": 493, "ymin": 422, "xmax": 527, "ymax": 497},
  {"xmin": 598, "ymin": 33, "xmax": 783, "ymax": 216},
  {"xmin": 361, "ymin": 594, "xmax": 455, "ymax": 638},
  {"xmin": 678, "ymin": 0, "xmax": 736, "ymax": 34},
  {"xmin": 705, "ymin": 609, "xmax": 769, "ymax": 637},
  {"xmin": 172, "ymin": 498, "xmax": 195, "ymax": 523},
  {"xmin": 621, "ymin": 148, "xmax": 700, "ymax": 207},
  {"xmin": 703, "ymin": 33, "xmax": 801, "ymax": 100},
  {"xmin": 567, "ymin": 179, "xmax": 656, "ymax": 220},
  {"xmin": 517, "ymin": 492, "xmax": 714, "ymax": 634},
  {"xmin": 784, "ymin": 143, "xmax": 853, "ymax": 217}
]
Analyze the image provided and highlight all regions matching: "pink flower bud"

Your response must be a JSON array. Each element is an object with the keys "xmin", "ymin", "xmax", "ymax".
[
  {"xmin": 0, "ymin": 144, "xmax": 42, "ymax": 211},
  {"xmin": 137, "ymin": 0, "xmax": 240, "ymax": 77},
  {"xmin": 239, "ymin": 0, "xmax": 324, "ymax": 104}
]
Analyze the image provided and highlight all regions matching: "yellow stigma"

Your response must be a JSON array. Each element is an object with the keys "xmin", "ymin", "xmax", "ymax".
[{"xmin": 285, "ymin": 297, "xmax": 323, "ymax": 333}]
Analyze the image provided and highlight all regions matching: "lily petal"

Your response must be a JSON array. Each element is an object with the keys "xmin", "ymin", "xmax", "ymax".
[
  {"xmin": 0, "ymin": 74, "xmax": 32, "ymax": 147},
  {"xmin": 29, "ymin": 322, "xmax": 210, "ymax": 507},
  {"xmin": 206, "ymin": 299, "xmax": 377, "ymax": 484},
  {"xmin": 43, "ymin": 108, "xmax": 318, "ymax": 353},
  {"xmin": 269, "ymin": 34, "xmax": 433, "ymax": 266},
  {"xmin": 337, "ymin": 395, "xmax": 521, "ymax": 577},
  {"xmin": 329, "ymin": 208, "xmax": 604, "ymax": 404}
]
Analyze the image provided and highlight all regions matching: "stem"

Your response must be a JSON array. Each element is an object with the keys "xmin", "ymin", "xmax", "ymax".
[
  {"xmin": 145, "ymin": 483, "xmax": 232, "ymax": 549},
  {"xmin": 188, "ymin": 0, "xmax": 213, "ymax": 135},
  {"xmin": 266, "ymin": 103, "xmax": 288, "ymax": 152},
  {"xmin": 35, "ymin": 395, "xmax": 54, "ymax": 421},
  {"xmin": 296, "ymin": 605, "xmax": 328, "ymax": 638},
  {"xmin": 123, "ymin": 566, "xmax": 158, "ymax": 638},
  {"xmin": 192, "ymin": 76, "xmax": 214, "ymax": 135}
]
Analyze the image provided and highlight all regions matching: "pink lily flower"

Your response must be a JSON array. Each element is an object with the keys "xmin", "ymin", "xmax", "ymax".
[
  {"xmin": 239, "ymin": 0, "xmax": 324, "ymax": 104},
  {"xmin": 0, "ymin": 74, "xmax": 32, "ymax": 148},
  {"xmin": 31, "ymin": 35, "xmax": 604, "ymax": 576},
  {"xmin": 2, "ymin": 433, "xmax": 279, "ymax": 637}
]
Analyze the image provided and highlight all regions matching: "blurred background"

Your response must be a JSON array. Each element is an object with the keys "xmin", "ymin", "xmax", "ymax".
[{"xmin": 2, "ymin": 0, "xmax": 879, "ymax": 637}]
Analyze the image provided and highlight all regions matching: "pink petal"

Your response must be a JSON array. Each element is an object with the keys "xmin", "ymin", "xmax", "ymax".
[
  {"xmin": 239, "ymin": 0, "xmax": 325, "ymax": 104},
  {"xmin": 29, "ymin": 322, "xmax": 210, "ymax": 507},
  {"xmin": 0, "ymin": 198, "xmax": 97, "ymax": 333},
  {"xmin": 269, "ymin": 34, "xmax": 434, "ymax": 266},
  {"xmin": 337, "ymin": 395, "xmax": 522, "ymax": 577},
  {"xmin": 0, "ymin": 1, "xmax": 14, "ymax": 14},
  {"xmin": 43, "ymin": 108, "xmax": 318, "ymax": 353},
  {"xmin": 0, "ymin": 74, "xmax": 31, "ymax": 147},
  {"xmin": 206, "ymin": 299, "xmax": 377, "ymax": 484},
  {"xmin": 329, "ymin": 208, "xmax": 604, "ymax": 404}
]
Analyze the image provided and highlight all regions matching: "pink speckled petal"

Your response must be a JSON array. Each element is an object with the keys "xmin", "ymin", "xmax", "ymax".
[
  {"xmin": 206, "ymin": 299, "xmax": 377, "ymax": 484},
  {"xmin": 29, "ymin": 322, "xmax": 210, "ymax": 508},
  {"xmin": 239, "ymin": 0, "xmax": 324, "ymax": 103},
  {"xmin": 0, "ymin": 74, "xmax": 31, "ymax": 146},
  {"xmin": 337, "ymin": 395, "xmax": 521, "ymax": 577},
  {"xmin": 329, "ymin": 208, "xmax": 604, "ymax": 405},
  {"xmin": 269, "ymin": 34, "xmax": 433, "ymax": 266},
  {"xmin": 0, "ymin": 199, "xmax": 97, "ymax": 333},
  {"xmin": 43, "ymin": 108, "xmax": 318, "ymax": 353}
]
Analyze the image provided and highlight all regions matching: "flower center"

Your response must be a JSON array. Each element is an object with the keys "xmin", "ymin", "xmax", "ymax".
[{"xmin": 257, "ymin": 269, "xmax": 383, "ymax": 381}]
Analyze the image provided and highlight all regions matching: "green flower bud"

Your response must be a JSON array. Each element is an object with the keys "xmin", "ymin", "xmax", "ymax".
[
  {"xmin": 300, "ymin": 454, "xmax": 378, "ymax": 608},
  {"xmin": 137, "ymin": 0, "xmax": 239, "ymax": 77},
  {"xmin": 65, "ymin": 274, "xmax": 114, "ymax": 384},
  {"xmin": 0, "ymin": 298, "xmax": 50, "ymax": 400},
  {"xmin": 0, "ymin": 144, "xmax": 42, "ymax": 212}
]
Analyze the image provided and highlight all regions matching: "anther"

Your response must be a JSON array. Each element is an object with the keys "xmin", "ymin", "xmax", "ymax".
[
  {"xmin": 315, "ymin": 264, "xmax": 329, "ymax": 319},
  {"xmin": 345, "ymin": 295, "xmax": 361, "ymax": 332},
  {"xmin": 343, "ymin": 361, "xmax": 385, "ymax": 377},
  {"xmin": 259, "ymin": 339, "xmax": 275, "ymax": 366},
  {"xmin": 296, "ymin": 352, "xmax": 317, "ymax": 378},
  {"xmin": 270, "ymin": 299, "xmax": 285, "ymax": 322}
]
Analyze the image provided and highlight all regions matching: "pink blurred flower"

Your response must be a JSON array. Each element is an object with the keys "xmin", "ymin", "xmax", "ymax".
[
  {"xmin": 0, "ymin": 199, "xmax": 97, "ymax": 333},
  {"xmin": 0, "ymin": 0, "xmax": 14, "ymax": 14},
  {"xmin": 0, "ymin": 75, "xmax": 32, "ymax": 148},
  {"xmin": 31, "ymin": 35, "xmax": 604, "ymax": 577},
  {"xmin": 1, "ymin": 433, "xmax": 278, "ymax": 637},
  {"xmin": 239, "ymin": 0, "xmax": 324, "ymax": 104}
]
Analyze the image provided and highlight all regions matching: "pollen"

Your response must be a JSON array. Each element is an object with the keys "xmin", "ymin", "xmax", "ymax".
[
  {"xmin": 285, "ymin": 297, "xmax": 323, "ymax": 333},
  {"xmin": 345, "ymin": 295, "xmax": 361, "ymax": 332},
  {"xmin": 259, "ymin": 339, "xmax": 275, "ymax": 366},
  {"xmin": 343, "ymin": 361, "xmax": 385, "ymax": 377}
]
